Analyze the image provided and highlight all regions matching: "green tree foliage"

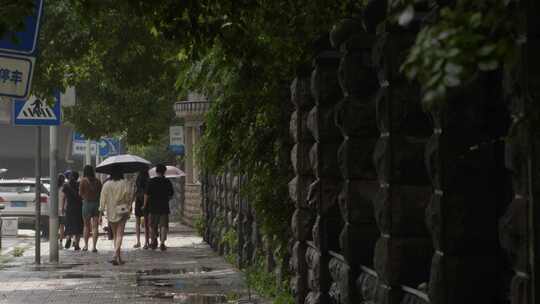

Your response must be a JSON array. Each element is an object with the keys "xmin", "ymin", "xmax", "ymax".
[
  {"xmin": 0, "ymin": 0, "xmax": 34, "ymax": 38},
  {"xmin": 397, "ymin": 0, "xmax": 519, "ymax": 109},
  {"xmin": 127, "ymin": 131, "xmax": 181, "ymax": 166},
  {"xmin": 27, "ymin": 0, "xmax": 180, "ymax": 144},
  {"xmin": 170, "ymin": 1, "xmax": 363, "ymax": 240}
]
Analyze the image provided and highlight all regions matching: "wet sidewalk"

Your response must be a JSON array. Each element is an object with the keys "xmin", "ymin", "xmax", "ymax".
[{"xmin": 0, "ymin": 221, "xmax": 251, "ymax": 304}]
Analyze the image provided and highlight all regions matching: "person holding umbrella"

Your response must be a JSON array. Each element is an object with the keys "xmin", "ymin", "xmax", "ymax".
[
  {"xmin": 98, "ymin": 166, "xmax": 134, "ymax": 265},
  {"xmin": 96, "ymin": 154, "xmax": 150, "ymax": 265},
  {"xmin": 144, "ymin": 164, "xmax": 174, "ymax": 251}
]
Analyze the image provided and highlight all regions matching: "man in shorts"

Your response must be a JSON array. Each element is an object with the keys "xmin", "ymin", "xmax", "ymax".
[{"xmin": 143, "ymin": 164, "xmax": 174, "ymax": 251}]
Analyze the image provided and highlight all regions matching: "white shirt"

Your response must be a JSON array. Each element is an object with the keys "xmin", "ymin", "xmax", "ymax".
[{"xmin": 99, "ymin": 179, "xmax": 134, "ymax": 223}]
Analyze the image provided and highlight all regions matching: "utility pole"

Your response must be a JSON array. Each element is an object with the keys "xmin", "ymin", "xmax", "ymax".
[
  {"xmin": 34, "ymin": 126, "xmax": 41, "ymax": 264},
  {"xmin": 95, "ymin": 141, "xmax": 100, "ymax": 167},
  {"xmin": 85, "ymin": 139, "xmax": 92, "ymax": 166},
  {"xmin": 49, "ymin": 126, "xmax": 59, "ymax": 263}
]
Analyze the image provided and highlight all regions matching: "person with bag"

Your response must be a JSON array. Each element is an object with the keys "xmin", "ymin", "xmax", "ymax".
[
  {"xmin": 62, "ymin": 171, "xmax": 83, "ymax": 250},
  {"xmin": 79, "ymin": 165, "xmax": 102, "ymax": 252},
  {"xmin": 143, "ymin": 164, "xmax": 174, "ymax": 251},
  {"xmin": 99, "ymin": 166, "xmax": 134, "ymax": 265},
  {"xmin": 134, "ymin": 169, "xmax": 150, "ymax": 249},
  {"xmin": 57, "ymin": 174, "xmax": 66, "ymax": 248}
]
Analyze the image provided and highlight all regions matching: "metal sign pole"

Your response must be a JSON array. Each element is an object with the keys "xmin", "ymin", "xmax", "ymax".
[
  {"xmin": 85, "ymin": 139, "xmax": 91, "ymax": 166},
  {"xmin": 49, "ymin": 125, "xmax": 59, "ymax": 263},
  {"xmin": 34, "ymin": 126, "xmax": 41, "ymax": 264},
  {"xmin": 95, "ymin": 142, "xmax": 99, "ymax": 167}
]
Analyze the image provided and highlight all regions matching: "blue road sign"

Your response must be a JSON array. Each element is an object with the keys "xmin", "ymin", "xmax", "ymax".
[
  {"xmin": 169, "ymin": 144, "xmax": 185, "ymax": 156},
  {"xmin": 99, "ymin": 138, "xmax": 120, "ymax": 157},
  {"xmin": 13, "ymin": 92, "xmax": 61, "ymax": 126},
  {"xmin": 0, "ymin": 0, "xmax": 44, "ymax": 56},
  {"xmin": 73, "ymin": 132, "xmax": 87, "ymax": 141}
]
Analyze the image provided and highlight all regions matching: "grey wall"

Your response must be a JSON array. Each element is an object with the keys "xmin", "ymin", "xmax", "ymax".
[{"xmin": 0, "ymin": 125, "xmax": 81, "ymax": 178}]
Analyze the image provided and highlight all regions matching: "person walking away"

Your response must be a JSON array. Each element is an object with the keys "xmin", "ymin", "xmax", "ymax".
[
  {"xmin": 79, "ymin": 165, "xmax": 102, "ymax": 252},
  {"xmin": 99, "ymin": 167, "xmax": 134, "ymax": 265},
  {"xmin": 62, "ymin": 171, "xmax": 83, "ymax": 250},
  {"xmin": 144, "ymin": 164, "xmax": 174, "ymax": 251},
  {"xmin": 134, "ymin": 170, "xmax": 150, "ymax": 249},
  {"xmin": 57, "ymin": 174, "xmax": 66, "ymax": 248}
]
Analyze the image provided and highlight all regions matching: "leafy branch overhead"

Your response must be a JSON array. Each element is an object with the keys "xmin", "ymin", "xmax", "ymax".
[{"xmin": 397, "ymin": 0, "xmax": 519, "ymax": 109}]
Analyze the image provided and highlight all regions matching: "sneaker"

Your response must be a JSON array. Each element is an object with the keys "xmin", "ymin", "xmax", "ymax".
[{"xmin": 160, "ymin": 244, "xmax": 167, "ymax": 251}]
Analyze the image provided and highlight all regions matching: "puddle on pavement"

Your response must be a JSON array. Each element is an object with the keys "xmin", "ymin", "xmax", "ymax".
[
  {"xmin": 139, "ymin": 291, "xmax": 228, "ymax": 304},
  {"xmin": 136, "ymin": 266, "xmax": 213, "ymax": 276},
  {"xmin": 29, "ymin": 263, "xmax": 85, "ymax": 271},
  {"xmin": 56, "ymin": 273, "xmax": 102, "ymax": 279},
  {"xmin": 0, "ymin": 265, "xmax": 17, "ymax": 270},
  {"xmin": 136, "ymin": 277, "xmax": 186, "ymax": 289}
]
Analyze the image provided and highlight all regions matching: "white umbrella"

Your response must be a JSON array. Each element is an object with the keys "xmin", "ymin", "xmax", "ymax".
[
  {"xmin": 149, "ymin": 165, "xmax": 186, "ymax": 178},
  {"xmin": 96, "ymin": 154, "xmax": 151, "ymax": 174}
]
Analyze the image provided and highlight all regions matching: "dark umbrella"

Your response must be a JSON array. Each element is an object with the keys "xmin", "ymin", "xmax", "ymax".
[{"xmin": 95, "ymin": 154, "xmax": 151, "ymax": 175}]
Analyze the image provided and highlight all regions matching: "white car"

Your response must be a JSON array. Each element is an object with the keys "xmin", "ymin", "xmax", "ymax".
[{"xmin": 0, "ymin": 179, "xmax": 50, "ymax": 237}]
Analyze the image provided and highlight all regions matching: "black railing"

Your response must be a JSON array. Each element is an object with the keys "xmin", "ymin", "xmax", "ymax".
[{"xmin": 174, "ymin": 101, "xmax": 211, "ymax": 114}]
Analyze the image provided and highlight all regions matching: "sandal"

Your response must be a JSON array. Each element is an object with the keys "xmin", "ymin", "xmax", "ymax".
[
  {"xmin": 82, "ymin": 247, "xmax": 88, "ymax": 252},
  {"xmin": 110, "ymin": 256, "xmax": 119, "ymax": 265},
  {"xmin": 134, "ymin": 243, "xmax": 141, "ymax": 248},
  {"xmin": 143, "ymin": 244, "xmax": 149, "ymax": 250}
]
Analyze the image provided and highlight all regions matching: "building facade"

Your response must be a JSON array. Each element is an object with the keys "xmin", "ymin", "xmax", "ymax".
[{"xmin": 174, "ymin": 92, "xmax": 211, "ymax": 226}]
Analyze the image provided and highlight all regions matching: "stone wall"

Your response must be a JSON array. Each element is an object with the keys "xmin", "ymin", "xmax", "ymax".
[
  {"xmin": 201, "ymin": 1, "xmax": 540, "ymax": 303},
  {"xmin": 168, "ymin": 177, "xmax": 185, "ymax": 222},
  {"xmin": 202, "ymin": 173, "xmax": 288, "ymax": 280},
  {"xmin": 181, "ymin": 183, "xmax": 202, "ymax": 226}
]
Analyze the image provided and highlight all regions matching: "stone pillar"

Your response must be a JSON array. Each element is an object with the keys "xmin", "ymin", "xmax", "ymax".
[
  {"xmin": 368, "ymin": 8, "xmax": 433, "ymax": 304},
  {"xmin": 192, "ymin": 126, "xmax": 199, "ymax": 183},
  {"xmin": 289, "ymin": 66, "xmax": 315, "ymax": 304},
  {"xmin": 425, "ymin": 73, "xmax": 510, "ymax": 304},
  {"xmin": 304, "ymin": 35, "xmax": 342, "ymax": 304},
  {"xmin": 185, "ymin": 125, "xmax": 194, "ymax": 184},
  {"xmin": 328, "ymin": 18, "xmax": 381, "ymax": 304},
  {"xmin": 500, "ymin": 2, "xmax": 540, "ymax": 303}
]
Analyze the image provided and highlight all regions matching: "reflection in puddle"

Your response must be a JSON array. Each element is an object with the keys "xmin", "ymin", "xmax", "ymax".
[
  {"xmin": 56, "ymin": 273, "xmax": 102, "ymax": 279},
  {"xmin": 29, "ymin": 263, "xmax": 85, "ymax": 271},
  {"xmin": 136, "ymin": 278, "xmax": 185, "ymax": 289},
  {"xmin": 136, "ymin": 267, "xmax": 213, "ymax": 276},
  {"xmin": 139, "ymin": 291, "xmax": 227, "ymax": 304}
]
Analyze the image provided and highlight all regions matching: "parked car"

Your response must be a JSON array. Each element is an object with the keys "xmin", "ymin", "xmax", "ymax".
[{"xmin": 0, "ymin": 179, "xmax": 50, "ymax": 238}]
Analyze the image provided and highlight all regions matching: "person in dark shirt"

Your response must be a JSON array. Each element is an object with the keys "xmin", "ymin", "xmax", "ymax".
[{"xmin": 143, "ymin": 164, "xmax": 174, "ymax": 251}]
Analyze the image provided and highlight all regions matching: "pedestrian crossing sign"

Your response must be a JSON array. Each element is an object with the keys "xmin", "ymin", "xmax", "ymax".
[{"xmin": 13, "ymin": 92, "xmax": 61, "ymax": 126}]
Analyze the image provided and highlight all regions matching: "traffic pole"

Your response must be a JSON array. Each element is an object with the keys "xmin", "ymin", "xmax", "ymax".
[
  {"xmin": 95, "ymin": 141, "xmax": 100, "ymax": 167},
  {"xmin": 49, "ymin": 126, "xmax": 59, "ymax": 263},
  {"xmin": 34, "ymin": 126, "xmax": 41, "ymax": 265},
  {"xmin": 85, "ymin": 139, "xmax": 91, "ymax": 166}
]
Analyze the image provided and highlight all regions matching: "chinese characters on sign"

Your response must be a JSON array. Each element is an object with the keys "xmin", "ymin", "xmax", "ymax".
[
  {"xmin": 0, "ymin": 68, "xmax": 23, "ymax": 84},
  {"xmin": 0, "ymin": 55, "xmax": 34, "ymax": 99},
  {"xmin": 0, "ymin": 0, "xmax": 43, "ymax": 99}
]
